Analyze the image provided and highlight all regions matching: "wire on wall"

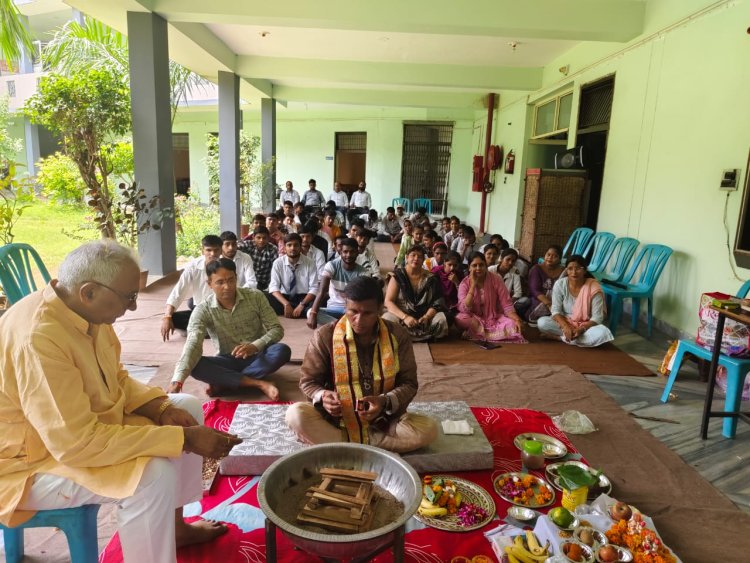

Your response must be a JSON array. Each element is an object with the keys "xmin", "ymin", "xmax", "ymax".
[{"xmin": 723, "ymin": 191, "xmax": 745, "ymax": 283}]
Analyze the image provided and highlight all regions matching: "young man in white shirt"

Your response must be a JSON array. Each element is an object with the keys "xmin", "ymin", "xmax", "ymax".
[
  {"xmin": 299, "ymin": 224, "xmax": 326, "ymax": 278},
  {"xmin": 220, "ymin": 231, "xmax": 257, "ymax": 289},
  {"xmin": 347, "ymin": 181, "xmax": 372, "ymax": 225},
  {"xmin": 328, "ymin": 181, "xmax": 349, "ymax": 214},
  {"xmin": 267, "ymin": 233, "xmax": 320, "ymax": 318},
  {"xmin": 161, "ymin": 235, "xmax": 222, "ymax": 340}
]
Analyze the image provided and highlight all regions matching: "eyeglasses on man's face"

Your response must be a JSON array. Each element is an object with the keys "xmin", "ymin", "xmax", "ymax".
[{"xmin": 89, "ymin": 281, "xmax": 138, "ymax": 305}]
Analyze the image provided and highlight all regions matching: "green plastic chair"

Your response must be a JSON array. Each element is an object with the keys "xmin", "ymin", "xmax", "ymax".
[
  {"xmin": 0, "ymin": 243, "xmax": 51, "ymax": 305},
  {"xmin": 593, "ymin": 237, "xmax": 640, "ymax": 282},
  {"xmin": 583, "ymin": 231, "xmax": 615, "ymax": 272},
  {"xmin": 601, "ymin": 243, "xmax": 673, "ymax": 337},
  {"xmin": 392, "ymin": 198, "xmax": 410, "ymax": 213},
  {"xmin": 562, "ymin": 227, "xmax": 594, "ymax": 258},
  {"xmin": 412, "ymin": 198, "xmax": 432, "ymax": 215}
]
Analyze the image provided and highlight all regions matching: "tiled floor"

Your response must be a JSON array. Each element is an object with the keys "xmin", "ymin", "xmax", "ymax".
[{"xmin": 589, "ymin": 327, "xmax": 750, "ymax": 514}]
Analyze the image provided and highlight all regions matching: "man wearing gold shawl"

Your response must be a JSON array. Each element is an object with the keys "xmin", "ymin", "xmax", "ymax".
[{"xmin": 286, "ymin": 276, "xmax": 437, "ymax": 452}]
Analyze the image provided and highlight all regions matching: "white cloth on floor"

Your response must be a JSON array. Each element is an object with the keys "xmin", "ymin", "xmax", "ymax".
[{"xmin": 441, "ymin": 419, "xmax": 474, "ymax": 435}]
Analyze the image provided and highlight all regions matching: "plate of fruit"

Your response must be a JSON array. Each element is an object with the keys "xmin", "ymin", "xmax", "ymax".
[
  {"xmin": 502, "ymin": 531, "xmax": 552, "ymax": 562},
  {"xmin": 493, "ymin": 472, "xmax": 555, "ymax": 508},
  {"xmin": 415, "ymin": 475, "xmax": 495, "ymax": 532}
]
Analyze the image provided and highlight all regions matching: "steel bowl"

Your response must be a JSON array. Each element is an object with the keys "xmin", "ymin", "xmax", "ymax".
[{"xmin": 257, "ymin": 443, "xmax": 421, "ymax": 559}]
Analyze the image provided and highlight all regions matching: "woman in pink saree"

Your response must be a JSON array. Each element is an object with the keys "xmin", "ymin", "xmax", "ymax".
[{"xmin": 456, "ymin": 252, "xmax": 525, "ymax": 342}]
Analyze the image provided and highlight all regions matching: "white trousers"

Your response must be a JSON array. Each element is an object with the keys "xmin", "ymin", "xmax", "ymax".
[
  {"xmin": 18, "ymin": 393, "xmax": 204, "ymax": 563},
  {"xmin": 537, "ymin": 316, "xmax": 614, "ymax": 347}
]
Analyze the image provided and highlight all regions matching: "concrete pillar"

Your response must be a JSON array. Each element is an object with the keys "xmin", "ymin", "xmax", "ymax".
[
  {"xmin": 24, "ymin": 118, "xmax": 40, "ymax": 175},
  {"xmin": 218, "ymin": 71, "xmax": 241, "ymax": 234},
  {"xmin": 127, "ymin": 11, "xmax": 176, "ymax": 274},
  {"xmin": 261, "ymin": 98, "xmax": 276, "ymax": 212}
]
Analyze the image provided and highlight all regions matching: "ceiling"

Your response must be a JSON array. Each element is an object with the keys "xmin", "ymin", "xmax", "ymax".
[{"xmin": 50, "ymin": 0, "xmax": 646, "ymax": 110}]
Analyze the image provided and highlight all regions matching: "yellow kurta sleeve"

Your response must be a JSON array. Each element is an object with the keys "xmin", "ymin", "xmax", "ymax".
[{"xmin": 17, "ymin": 331, "xmax": 184, "ymax": 468}]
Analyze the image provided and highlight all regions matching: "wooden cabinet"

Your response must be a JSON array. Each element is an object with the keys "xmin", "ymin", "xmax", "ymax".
[{"xmin": 518, "ymin": 168, "xmax": 588, "ymax": 262}]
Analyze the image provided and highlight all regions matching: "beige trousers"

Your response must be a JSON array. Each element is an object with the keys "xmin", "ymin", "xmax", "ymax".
[{"xmin": 285, "ymin": 402, "xmax": 437, "ymax": 453}]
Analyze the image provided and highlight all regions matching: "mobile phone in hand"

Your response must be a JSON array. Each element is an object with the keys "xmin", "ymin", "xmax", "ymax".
[
  {"xmin": 355, "ymin": 399, "xmax": 370, "ymax": 411},
  {"xmin": 476, "ymin": 340, "xmax": 500, "ymax": 350}
]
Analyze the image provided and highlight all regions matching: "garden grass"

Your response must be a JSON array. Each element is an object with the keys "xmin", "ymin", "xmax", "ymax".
[{"xmin": 12, "ymin": 201, "xmax": 98, "ymax": 277}]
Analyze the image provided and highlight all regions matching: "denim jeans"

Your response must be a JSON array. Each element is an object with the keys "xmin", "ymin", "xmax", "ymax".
[{"xmin": 190, "ymin": 343, "xmax": 292, "ymax": 388}]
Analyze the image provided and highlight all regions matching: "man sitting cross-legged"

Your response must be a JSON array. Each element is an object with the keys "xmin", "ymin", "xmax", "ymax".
[
  {"xmin": 307, "ymin": 237, "xmax": 367, "ymax": 329},
  {"xmin": 286, "ymin": 276, "xmax": 438, "ymax": 453},
  {"xmin": 168, "ymin": 258, "xmax": 291, "ymax": 399},
  {"xmin": 0, "ymin": 241, "xmax": 242, "ymax": 562},
  {"xmin": 267, "ymin": 233, "xmax": 319, "ymax": 318}
]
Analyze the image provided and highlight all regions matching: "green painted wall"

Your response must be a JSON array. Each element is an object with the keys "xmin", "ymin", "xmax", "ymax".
[
  {"xmin": 174, "ymin": 106, "xmax": 477, "ymax": 218},
  {"xmin": 517, "ymin": 0, "xmax": 750, "ymax": 336}
]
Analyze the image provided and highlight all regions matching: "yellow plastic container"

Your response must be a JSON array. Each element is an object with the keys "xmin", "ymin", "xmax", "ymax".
[{"xmin": 561, "ymin": 486, "xmax": 589, "ymax": 511}]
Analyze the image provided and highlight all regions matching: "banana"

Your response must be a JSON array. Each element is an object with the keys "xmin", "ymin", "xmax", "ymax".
[
  {"xmin": 507, "ymin": 545, "xmax": 536, "ymax": 563},
  {"xmin": 503, "ymin": 547, "xmax": 522, "ymax": 563},
  {"xmin": 510, "ymin": 544, "xmax": 548, "ymax": 563},
  {"xmin": 525, "ymin": 530, "xmax": 544, "ymax": 556},
  {"xmin": 417, "ymin": 505, "xmax": 447, "ymax": 517},
  {"xmin": 514, "ymin": 535, "xmax": 525, "ymax": 548},
  {"xmin": 420, "ymin": 498, "xmax": 435, "ymax": 509}
]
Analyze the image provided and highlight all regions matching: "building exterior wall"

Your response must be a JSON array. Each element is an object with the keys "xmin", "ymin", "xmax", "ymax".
[{"xmin": 506, "ymin": 0, "xmax": 750, "ymax": 336}]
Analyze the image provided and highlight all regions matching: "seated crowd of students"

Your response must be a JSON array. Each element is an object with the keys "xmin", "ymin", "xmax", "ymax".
[{"xmin": 162, "ymin": 183, "xmax": 613, "ymax": 349}]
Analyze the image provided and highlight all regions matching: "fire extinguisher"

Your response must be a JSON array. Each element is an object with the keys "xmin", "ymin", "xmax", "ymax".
[{"xmin": 504, "ymin": 150, "xmax": 515, "ymax": 174}]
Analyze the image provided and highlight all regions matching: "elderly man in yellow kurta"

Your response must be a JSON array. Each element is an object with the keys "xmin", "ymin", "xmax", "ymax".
[{"xmin": 0, "ymin": 241, "xmax": 242, "ymax": 561}]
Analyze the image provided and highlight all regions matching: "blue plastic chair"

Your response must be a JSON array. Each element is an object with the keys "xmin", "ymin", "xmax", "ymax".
[
  {"xmin": 602, "ymin": 243, "xmax": 673, "ymax": 337},
  {"xmin": 0, "ymin": 504, "xmax": 100, "ymax": 563},
  {"xmin": 392, "ymin": 197, "xmax": 410, "ymax": 213},
  {"xmin": 411, "ymin": 198, "xmax": 432, "ymax": 215},
  {"xmin": 583, "ymin": 232, "xmax": 615, "ymax": 272},
  {"xmin": 562, "ymin": 227, "xmax": 593, "ymax": 258},
  {"xmin": 593, "ymin": 237, "xmax": 640, "ymax": 282},
  {"xmin": 660, "ymin": 280, "xmax": 750, "ymax": 438},
  {"xmin": 0, "ymin": 243, "xmax": 51, "ymax": 305}
]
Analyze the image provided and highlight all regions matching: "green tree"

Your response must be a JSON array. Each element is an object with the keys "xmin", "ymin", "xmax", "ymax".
[
  {"xmin": 35, "ymin": 152, "xmax": 84, "ymax": 204},
  {"xmin": 205, "ymin": 132, "xmax": 273, "ymax": 220},
  {"xmin": 0, "ymin": 96, "xmax": 22, "ymax": 166},
  {"xmin": 0, "ymin": 0, "xmax": 33, "ymax": 69},
  {"xmin": 24, "ymin": 69, "xmax": 132, "ymax": 238},
  {"xmin": 43, "ymin": 17, "xmax": 208, "ymax": 123},
  {"xmin": 0, "ymin": 162, "xmax": 34, "ymax": 245}
]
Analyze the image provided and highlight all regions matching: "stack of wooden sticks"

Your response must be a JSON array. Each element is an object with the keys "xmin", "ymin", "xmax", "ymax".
[{"xmin": 296, "ymin": 468, "xmax": 379, "ymax": 533}]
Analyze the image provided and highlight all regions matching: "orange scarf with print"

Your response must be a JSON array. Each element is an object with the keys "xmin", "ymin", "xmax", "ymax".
[{"xmin": 332, "ymin": 316, "xmax": 399, "ymax": 443}]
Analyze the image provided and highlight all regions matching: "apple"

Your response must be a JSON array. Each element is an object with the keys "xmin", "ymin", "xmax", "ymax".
[
  {"xmin": 609, "ymin": 500, "xmax": 632, "ymax": 521},
  {"xmin": 598, "ymin": 545, "xmax": 618, "ymax": 562}
]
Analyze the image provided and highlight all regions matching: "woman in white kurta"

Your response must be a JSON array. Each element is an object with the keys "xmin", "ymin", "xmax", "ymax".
[{"xmin": 537, "ymin": 254, "xmax": 614, "ymax": 347}]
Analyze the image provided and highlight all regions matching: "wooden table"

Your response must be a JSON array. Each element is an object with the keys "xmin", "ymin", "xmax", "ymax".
[{"xmin": 700, "ymin": 305, "xmax": 750, "ymax": 438}]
